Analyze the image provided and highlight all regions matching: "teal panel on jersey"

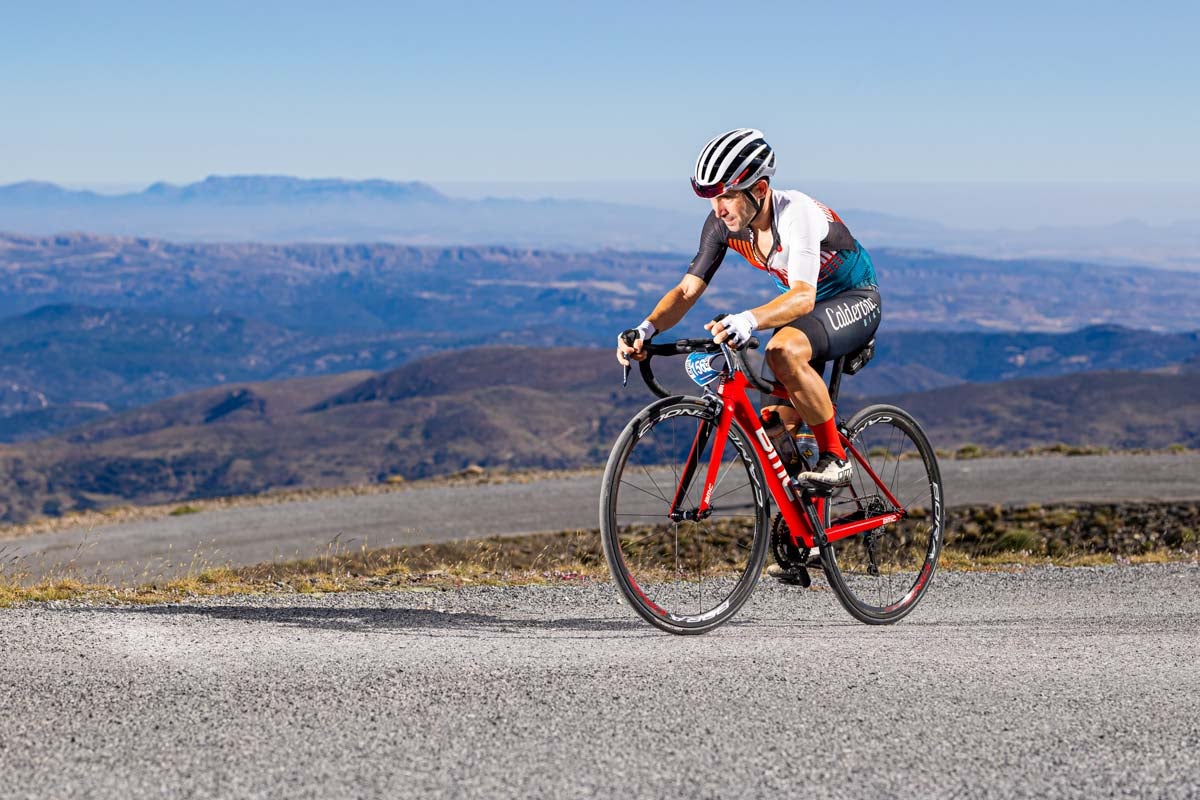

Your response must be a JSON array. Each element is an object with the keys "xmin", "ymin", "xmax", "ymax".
[{"xmin": 814, "ymin": 242, "xmax": 878, "ymax": 302}]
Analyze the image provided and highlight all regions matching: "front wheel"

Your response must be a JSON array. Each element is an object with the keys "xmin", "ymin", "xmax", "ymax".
[
  {"xmin": 599, "ymin": 396, "xmax": 771, "ymax": 634},
  {"xmin": 819, "ymin": 404, "xmax": 945, "ymax": 624}
]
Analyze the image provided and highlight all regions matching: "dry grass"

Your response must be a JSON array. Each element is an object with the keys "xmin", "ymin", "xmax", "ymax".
[
  {"xmin": 3, "ymin": 447, "xmax": 1194, "ymax": 542},
  {"xmin": 2, "ymin": 525, "xmax": 1196, "ymax": 609},
  {"xmin": 935, "ymin": 443, "xmax": 1194, "ymax": 460}
]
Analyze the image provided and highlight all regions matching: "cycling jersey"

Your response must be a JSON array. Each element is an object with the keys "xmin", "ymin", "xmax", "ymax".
[{"xmin": 686, "ymin": 189, "xmax": 877, "ymax": 301}]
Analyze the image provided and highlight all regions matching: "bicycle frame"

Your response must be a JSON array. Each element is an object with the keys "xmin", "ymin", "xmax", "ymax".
[{"xmin": 670, "ymin": 368, "xmax": 906, "ymax": 551}]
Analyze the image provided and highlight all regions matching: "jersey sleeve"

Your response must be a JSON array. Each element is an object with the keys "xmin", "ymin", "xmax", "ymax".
[
  {"xmin": 686, "ymin": 212, "xmax": 729, "ymax": 284},
  {"xmin": 781, "ymin": 199, "xmax": 831, "ymax": 290}
]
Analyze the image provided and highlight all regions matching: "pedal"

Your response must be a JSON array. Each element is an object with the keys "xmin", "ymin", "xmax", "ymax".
[
  {"xmin": 797, "ymin": 480, "xmax": 837, "ymax": 497},
  {"xmin": 776, "ymin": 566, "xmax": 811, "ymax": 588}
]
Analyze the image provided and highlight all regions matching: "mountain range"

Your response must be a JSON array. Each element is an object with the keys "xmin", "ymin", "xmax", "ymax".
[
  {"xmin": 0, "ymin": 345, "xmax": 1195, "ymax": 524},
  {"xmin": 0, "ymin": 176, "xmax": 698, "ymax": 251},
  {"xmin": 3, "ymin": 176, "xmax": 1197, "ymax": 269},
  {"xmin": 3, "ymin": 230, "xmax": 1200, "ymax": 440},
  {"xmin": 3, "ymin": 232, "xmax": 1199, "ymax": 338},
  {"xmin": 0, "ymin": 304, "xmax": 1197, "ymax": 442}
]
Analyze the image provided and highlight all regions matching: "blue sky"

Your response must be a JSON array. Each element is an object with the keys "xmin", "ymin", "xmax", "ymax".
[{"xmin": 2, "ymin": 1, "xmax": 1197, "ymax": 197}]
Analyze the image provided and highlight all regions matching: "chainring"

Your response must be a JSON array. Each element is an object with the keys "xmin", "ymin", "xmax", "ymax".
[{"xmin": 770, "ymin": 512, "xmax": 810, "ymax": 571}]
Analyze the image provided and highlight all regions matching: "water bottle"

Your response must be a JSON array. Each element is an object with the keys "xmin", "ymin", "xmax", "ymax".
[{"xmin": 761, "ymin": 409, "xmax": 802, "ymax": 475}]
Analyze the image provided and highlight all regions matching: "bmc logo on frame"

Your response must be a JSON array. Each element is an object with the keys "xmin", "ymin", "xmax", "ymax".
[{"xmin": 754, "ymin": 428, "xmax": 789, "ymax": 483}]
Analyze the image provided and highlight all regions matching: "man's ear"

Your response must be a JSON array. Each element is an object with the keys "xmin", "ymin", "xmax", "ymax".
[{"xmin": 753, "ymin": 178, "xmax": 770, "ymax": 201}]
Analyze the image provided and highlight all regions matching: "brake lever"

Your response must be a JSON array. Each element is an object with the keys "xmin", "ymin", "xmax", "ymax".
[
  {"xmin": 710, "ymin": 312, "xmax": 738, "ymax": 350},
  {"xmin": 619, "ymin": 329, "xmax": 640, "ymax": 387}
]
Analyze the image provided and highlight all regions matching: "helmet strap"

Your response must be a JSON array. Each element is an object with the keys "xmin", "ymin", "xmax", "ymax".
[{"xmin": 743, "ymin": 184, "xmax": 767, "ymax": 229}]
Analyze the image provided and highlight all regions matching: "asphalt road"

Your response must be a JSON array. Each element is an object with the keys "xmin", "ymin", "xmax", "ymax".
[
  {"xmin": 1, "ymin": 563, "xmax": 1198, "ymax": 799},
  {"xmin": 4, "ymin": 454, "xmax": 1199, "ymax": 583}
]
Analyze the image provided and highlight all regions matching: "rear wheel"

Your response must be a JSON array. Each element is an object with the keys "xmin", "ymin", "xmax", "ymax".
[
  {"xmin": 599, "ymin": 396, "xmax": 770, "ymax": 634},
  {"xmin": 819, "ymin": 404, "xmax": 944, "ymax": 624}
]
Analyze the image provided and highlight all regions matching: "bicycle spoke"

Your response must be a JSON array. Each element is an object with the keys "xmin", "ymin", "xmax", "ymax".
[
  {"xmin": 638, "ymin": 463, "xmax": 670, "ymax": 505},
  {"xmin": 709, "ymin": 477, "xmax": 752, "ymax": 505},
  {"xmin": 620, "ymin": 477, "xmax": 669, "ymax": 505},
  {"xmin": 821, "ymin": 405, "xmax": 943, "ymax": 624},
  {"xmin": 602, "ymin": 401, "xmax": 767, "ymax": 632}
]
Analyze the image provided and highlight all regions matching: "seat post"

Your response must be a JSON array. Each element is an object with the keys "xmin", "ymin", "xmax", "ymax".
[{"xmin": 827, "ymin": 357, "xmax": 846, "ymax": 405}]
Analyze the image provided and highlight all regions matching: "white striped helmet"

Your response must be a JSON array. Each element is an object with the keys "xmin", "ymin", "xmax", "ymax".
[{"xmin": 691, "ymin": 128, "xmax": 776, "ymax": 198}]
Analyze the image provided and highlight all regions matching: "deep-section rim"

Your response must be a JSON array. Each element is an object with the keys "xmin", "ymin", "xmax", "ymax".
[
  {"xmin": 820, "ymin": 404, "xmax": 944, "ymax": 625},
  {"xmin": 599, "ymin": 395, "xmax": 770, "ymax": 635}
]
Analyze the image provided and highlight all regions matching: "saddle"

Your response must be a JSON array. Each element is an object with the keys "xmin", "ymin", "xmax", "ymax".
[{"xmin": 843, "ymin": 338, "xmax": 876, "ymax": 376}]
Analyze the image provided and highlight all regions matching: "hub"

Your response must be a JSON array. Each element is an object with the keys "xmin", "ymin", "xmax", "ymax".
[{"xmin": 668, "ymin": 508, "xmax": 712, "ymax": 522}]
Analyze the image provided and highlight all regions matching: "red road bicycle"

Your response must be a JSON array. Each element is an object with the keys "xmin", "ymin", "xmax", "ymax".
[{"xmin": 600, "ymin": 331, "xmax": 944, "ymax": 634}]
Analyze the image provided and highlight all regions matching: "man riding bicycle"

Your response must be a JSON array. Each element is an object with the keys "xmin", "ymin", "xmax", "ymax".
[{"xmin": 616, "ymin": 128, "xmax": 881, "ymax": 487}]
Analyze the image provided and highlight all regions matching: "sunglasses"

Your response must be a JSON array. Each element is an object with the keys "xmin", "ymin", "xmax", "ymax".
[
  {"xmin": 691, "ymin": 166, "xmax": 755, "ymax": 199},
  {"xmin": 690, "ymin": 178, "xmax": 730, "ymax": 199}
]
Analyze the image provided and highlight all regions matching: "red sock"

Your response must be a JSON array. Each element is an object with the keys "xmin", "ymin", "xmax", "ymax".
[{"xmin": 810, "ymin": 415, "xmax": 846, "ymax": 460}]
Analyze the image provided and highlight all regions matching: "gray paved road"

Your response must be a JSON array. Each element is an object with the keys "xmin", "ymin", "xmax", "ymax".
[
  {"xmin": 4, "ymin": 454, "xmax": 1199, "ymax": 583},
  {"xmin": 1, "ymin": 563, "xmax": 1198, "ymax": 799}
]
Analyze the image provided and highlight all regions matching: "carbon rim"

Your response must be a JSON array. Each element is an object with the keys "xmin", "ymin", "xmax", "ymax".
[
  {"xmin": 602, "ymin": 400, "xmax": 768, "ymax": 631},
  {"xmin": 822, "ymin": 407, "xmax": 943, "ymax": 621}
]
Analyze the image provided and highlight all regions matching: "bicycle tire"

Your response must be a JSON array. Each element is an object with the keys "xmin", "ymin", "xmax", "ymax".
[
  {"xmin": 819, "ymin": 404, "xmax": 944, "ymax": 625},
  {"xmin": 599, "ymin": 395, "xmax": 771, "ymax": 635}
]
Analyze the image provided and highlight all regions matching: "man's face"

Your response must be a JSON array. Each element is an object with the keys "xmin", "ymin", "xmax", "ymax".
[{"xmin": 710, "ymin": 189, "xmax": 755, "ymax": 231}]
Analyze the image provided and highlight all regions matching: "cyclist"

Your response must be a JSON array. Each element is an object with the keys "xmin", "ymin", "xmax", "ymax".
[{"xmin": 616, "ymin": 128, "xmax": 881, "ymax": 487}]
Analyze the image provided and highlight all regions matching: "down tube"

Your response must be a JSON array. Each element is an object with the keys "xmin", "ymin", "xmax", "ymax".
[{"xmin": 725, "ymin": 379, "xmax": 814, "ymax": 548}]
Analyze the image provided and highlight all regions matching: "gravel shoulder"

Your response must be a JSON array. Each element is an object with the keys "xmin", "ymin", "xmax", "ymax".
[
  {"xmin": 2, "ymin": 562, "xmax": 1198, "ymax": 799},
  {"xmin": 5, "ymin": 453, "xmax": 1200, "ymax": 584}
]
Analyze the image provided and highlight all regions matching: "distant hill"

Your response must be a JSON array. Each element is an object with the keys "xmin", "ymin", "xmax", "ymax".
[
  {"xmin": 0, "ymin": 176, "xmax": 698, "ymax": 251},
  {"xmin": 0, "ymin": 346, "xmax": 1195, "ymax": 523},
  {"xmin": 0, "ymin": 304, "xmax": 457, "ymax": 439},
  {"xmin": 3, "ymin": 233, "xmax": 1200, "ymax": 338},
  {"xmin": 3, "ymin": 176, "xmax": 1198, "ymax": 269},
  {"xmin": 842, "ymin": 208, "xmax": 1200, "ymax": 273},
  {"xmin": 1, "ymin": 299, "xmax": 1199, "ymax": 441},
  {"xmin": 849, "ymin": 370, "xmax": 1200, "ymax": 452},
  {"xmin": 0, "ymin": 348, "xmax": 645, "ymax": 522},
  {"xmin": 849, "ymin": 325, "xmax": 1200, "ymax": 395}
]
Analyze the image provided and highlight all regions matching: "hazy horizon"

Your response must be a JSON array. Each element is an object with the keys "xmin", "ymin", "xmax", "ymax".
[{"xmin": 24, "ymin": 176, "xmax": 1200, "ymax": 232}]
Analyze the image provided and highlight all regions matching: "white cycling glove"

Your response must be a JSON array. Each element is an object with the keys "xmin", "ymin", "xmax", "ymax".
[
  {"xmin": 634, "ymin": 318, "xmax": 656, "ymax": 342},
  {"xmin": 715, "ymin": 311, "xmax": 757, "ymax": 348}
]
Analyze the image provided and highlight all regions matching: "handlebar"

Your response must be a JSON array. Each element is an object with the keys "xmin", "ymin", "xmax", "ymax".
[{"xmin": 620, "ymin": 330, "xmax": 776, "ymax": 399}]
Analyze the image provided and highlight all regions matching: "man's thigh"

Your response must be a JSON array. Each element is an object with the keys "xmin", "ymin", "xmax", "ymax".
[
  {"xmin": 781, "ymin": 288, "xmax": 881, "ymax": 363},
  {"xmin": 759, "ymin": 288, "xmax": 881, "ymax": 407}
]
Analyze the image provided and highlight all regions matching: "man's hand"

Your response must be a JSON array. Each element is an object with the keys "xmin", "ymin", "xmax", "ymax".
[
  {"xmin": 616, "ymin": 320, "xmax": 655, "ymax": 366},
  {"xmin": 705, "ymin": 310, "xmax": 757, "ymax": 348}
]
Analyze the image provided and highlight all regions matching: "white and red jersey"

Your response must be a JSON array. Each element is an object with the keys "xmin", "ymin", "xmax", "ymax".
[{"xmin": 687, "ymin": 189, "xmax": 877, "ymax": 301}]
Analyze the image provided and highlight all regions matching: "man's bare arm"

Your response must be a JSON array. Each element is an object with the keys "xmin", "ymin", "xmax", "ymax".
[
  {"xmin": 748, "ymin": 283, "xmax": 815, "ymax": 329},
  {"xmin": 617, "ymin": 275, "xmax": 708, "ymax": 365},
  {"xmin": 646, "ymin": 274, "xmax": 708, "ymax": 333},
  {"xmin": 706, "ymin": 283, "xmax": 816, "ymax": 346}
]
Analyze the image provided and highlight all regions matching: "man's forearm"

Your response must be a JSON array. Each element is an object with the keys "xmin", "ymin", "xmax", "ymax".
[
  {"xmin": 748, "ymin": 286, "xmax": 815, "ymax": 329},
  {"xmin": 646, "ymin": 284, "xmax": 703, "ymax": 334}
]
